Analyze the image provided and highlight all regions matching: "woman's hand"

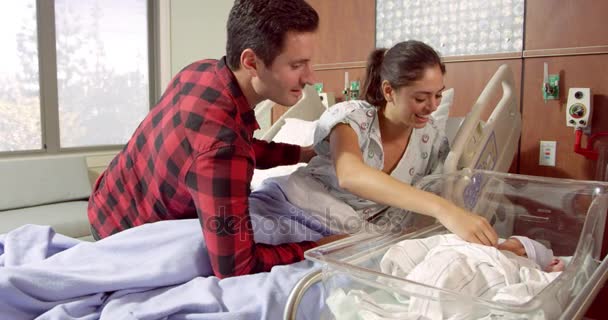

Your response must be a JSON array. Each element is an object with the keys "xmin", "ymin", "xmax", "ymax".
[{"xmin": 437, "ymin": 204, "xmax": 498, "ymax": 246}]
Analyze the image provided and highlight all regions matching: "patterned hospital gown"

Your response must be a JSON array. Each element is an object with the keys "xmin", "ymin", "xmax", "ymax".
[{"xmin": 295, "ymin": 100, "xmax": 450, "ymax": 222}]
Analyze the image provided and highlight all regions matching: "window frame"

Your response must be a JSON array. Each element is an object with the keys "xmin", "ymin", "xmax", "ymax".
[{"xmin": 0, "ymin": 0, "xmax": 161, "ymax": 157}]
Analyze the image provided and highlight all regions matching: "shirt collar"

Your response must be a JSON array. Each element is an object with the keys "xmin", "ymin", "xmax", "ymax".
[{"xmin": 215, "ymin": 57, "xmax": 260, "ymax": 133}]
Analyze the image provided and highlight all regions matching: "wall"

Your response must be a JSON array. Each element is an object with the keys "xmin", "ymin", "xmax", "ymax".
[
  {"xmin": 169, "ymin": 0, "xmax": 231, "ymax": 76},
  {"xmin": 307, "ymin": 0, "xmax": 374, "ymax": 96},
  {"xmin": 307, "ymin": 0, "xmax": 608, "ymax": 181},
  {"xmin": 519, "ymin": 1, "xmax": 608, "ymax": 180}
]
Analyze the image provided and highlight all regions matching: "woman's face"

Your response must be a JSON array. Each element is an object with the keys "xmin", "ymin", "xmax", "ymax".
[{"xmin": 383, "ymin": 65, "xmax": 445, "ymax": 129}]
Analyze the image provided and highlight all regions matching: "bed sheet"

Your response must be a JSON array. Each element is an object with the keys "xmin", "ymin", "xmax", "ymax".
[{"xmin": 0, "ymin": 182, "xmax": 327, "ymax": 320}]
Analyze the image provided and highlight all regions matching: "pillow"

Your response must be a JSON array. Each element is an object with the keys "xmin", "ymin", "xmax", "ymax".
[
  {"xmin": 272, "ymin": 118, "xmax": 317, "ymax": 146},
  {"xmin": 430, "ymin": 88, "xmax": 454, "ymax": 131},
  {"xmin": 251, "ymin": 118, "xmax": 317, "ymax": 191}
]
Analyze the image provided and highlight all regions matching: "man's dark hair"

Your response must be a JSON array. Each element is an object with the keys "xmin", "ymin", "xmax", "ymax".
[{"xmin": 226, "ymin": 0, "xmax": 319, "ymax": 70}]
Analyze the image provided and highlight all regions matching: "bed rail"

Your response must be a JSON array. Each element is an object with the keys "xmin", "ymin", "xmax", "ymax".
[
  {"xmin": 283, "ymin": 269, "xmax": 323, "ymax": 320},
  {"xmin": 444, "ymin": 64, "xmax": 521, "ymax": 174}
]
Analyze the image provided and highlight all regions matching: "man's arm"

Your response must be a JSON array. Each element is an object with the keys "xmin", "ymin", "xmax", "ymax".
[
  {"xmin": 252, "ymin": 138, "xmax": 302, "ymax": 169},
  {"xmin": 186, "ymin": 145, "xmax": 316, "ymax": 278}
]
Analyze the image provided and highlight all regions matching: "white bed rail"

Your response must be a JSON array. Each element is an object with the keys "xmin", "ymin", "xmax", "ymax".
[{"xmin": 444, "ymin": 64, "xmax": 521, "ymax": 174}]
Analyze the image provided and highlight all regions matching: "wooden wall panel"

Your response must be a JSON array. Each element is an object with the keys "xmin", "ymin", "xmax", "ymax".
[
  {"xmin": 443, "ymin": 60, "xmax": 523, "ymax": 119},
  {"xmin": 520, "ymin": 54, "xmax": 608, "ymax": 180},
  {"xmin": 306, "ymin": 0, "xmax": 375, "ymax": 64},
  {"xmin": 525, "ymin": 0, "xmax": 608, "ymax": 50}
]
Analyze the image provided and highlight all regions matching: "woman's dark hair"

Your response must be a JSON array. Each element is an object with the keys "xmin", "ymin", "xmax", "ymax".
[
  {"xmin": 226, "ymin": 0, "xmax": 319, "ymax": 70},
  {"xmin": 360, "ymin": 40, "xmax": 446, "ymax": 107}
]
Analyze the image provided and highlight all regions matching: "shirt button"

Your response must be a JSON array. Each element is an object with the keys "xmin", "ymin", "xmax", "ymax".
[
  {"xmin": 360, "ymin": 122, "xmax": 368, "ymax": 130},
  {"xmin": 422, "ymin": 152, "xmax": 428, "ymax": 159}
]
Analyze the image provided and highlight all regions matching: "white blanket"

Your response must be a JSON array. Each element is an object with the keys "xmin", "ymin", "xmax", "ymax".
[
  {"xmin": 379, "ymin": 234, "xmax": 561, "ymax": 319},
  {"xmin": 326, "ymin": 234, "xmax": 564, "ymax": 320}
]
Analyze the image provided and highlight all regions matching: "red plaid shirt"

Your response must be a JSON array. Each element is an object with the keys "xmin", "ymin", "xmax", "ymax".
[{"xmin": 88, "ymin": 57, "xmax": 317, "ymax": 278}]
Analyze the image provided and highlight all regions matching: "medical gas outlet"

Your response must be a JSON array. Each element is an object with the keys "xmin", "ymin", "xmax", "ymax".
[{"xmin": 566, "ymin": 88, "xmax": 592, "ymax": 130}]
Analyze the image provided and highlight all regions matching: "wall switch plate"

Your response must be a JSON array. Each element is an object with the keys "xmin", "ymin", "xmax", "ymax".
[{"xmin": 539, "ymin": 141, "xmax": 556, "ymax": 166}]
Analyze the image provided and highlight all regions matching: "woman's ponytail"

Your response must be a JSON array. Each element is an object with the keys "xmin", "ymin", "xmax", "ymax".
[
  {"xmin": 360, "ymin": 41, "xmax": 445, "ymax": 108},
  {"xmin": 360, "ymin": 48, "xmax": 387, "ymax": 107}
]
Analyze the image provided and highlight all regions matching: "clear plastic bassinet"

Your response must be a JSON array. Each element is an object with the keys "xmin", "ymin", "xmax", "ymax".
[{"xmin": 303, "ymin": 169, "xmax": 608, "ymax": 320}]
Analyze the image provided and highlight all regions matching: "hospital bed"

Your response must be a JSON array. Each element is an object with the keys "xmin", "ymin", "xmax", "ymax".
[{"xmin": 279, "ymin": 65, "xmax": 607, "ymax": 319}]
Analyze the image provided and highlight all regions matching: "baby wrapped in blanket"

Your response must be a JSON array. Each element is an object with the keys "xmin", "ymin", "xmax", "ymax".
[{"xmin": 379, "ymin": 234, "xmax": 564, "ymax": 319}]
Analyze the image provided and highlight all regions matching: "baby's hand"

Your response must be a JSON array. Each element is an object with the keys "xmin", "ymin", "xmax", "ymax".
[{"xmin": 545, "ymin": 258, "xmax": 565, "ymax": 272}]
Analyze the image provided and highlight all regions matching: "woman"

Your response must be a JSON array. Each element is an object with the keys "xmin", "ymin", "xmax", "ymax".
[{"xmin": 266, "ymin": 40, "xmax": 498, "ymax": 246}]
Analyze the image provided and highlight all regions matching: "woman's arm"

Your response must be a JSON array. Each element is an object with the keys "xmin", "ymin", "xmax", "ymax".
[{"xmin": 330, "ymin": 124, "xmax": 498, "ymax": 246}]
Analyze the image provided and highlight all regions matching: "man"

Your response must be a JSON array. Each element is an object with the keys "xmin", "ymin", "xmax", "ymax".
[{"xmin": 88, "ymin": 0, "xmax": 338, "ymax": 279}]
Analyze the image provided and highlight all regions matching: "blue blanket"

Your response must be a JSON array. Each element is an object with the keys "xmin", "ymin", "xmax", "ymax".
[{"xmin": 0, "ymin": 180, "xmax": 326, "ymax": 320}]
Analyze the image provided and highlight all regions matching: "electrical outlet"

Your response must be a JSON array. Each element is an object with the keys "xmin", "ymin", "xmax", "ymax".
[{"xmin": 539, "ymin": 141, "xmax": 556, "ymax": 166}]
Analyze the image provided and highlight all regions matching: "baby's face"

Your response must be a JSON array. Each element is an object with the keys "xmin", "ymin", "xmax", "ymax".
[
  {"xmin": 497, "ymin": 238, "xmax": 526, "ymax": 256},
  {"xmin": 498, "ymin": 238, "xmax": 564, "ymax": 272}
]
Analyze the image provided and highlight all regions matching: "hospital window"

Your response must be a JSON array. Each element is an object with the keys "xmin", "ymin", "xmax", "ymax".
[{"xmin": 0, "ymin": 0, "xmax": 155, "ymax": 154}]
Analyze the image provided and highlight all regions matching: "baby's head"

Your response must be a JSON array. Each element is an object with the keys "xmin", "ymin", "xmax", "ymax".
[{"xmin": 497, "ymin": 236, "xmax": 564, "ymax": 272}]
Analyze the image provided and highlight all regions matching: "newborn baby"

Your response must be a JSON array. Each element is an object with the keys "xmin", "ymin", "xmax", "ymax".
[
  {"xmin": 497, "ymin": 236, "xmax": 565, "ymax": 272},
  {"xmin": 379, "ymin": 234, "xmax": 564, "ymax": 319}
]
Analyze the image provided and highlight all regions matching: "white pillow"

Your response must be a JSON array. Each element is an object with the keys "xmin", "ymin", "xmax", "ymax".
[
  {"xmin": 272, "ymin": 118, "xmax": 317, "ymax": 146},
  {"xmin": 251, "ymin": 118, "xmax": 317, "ymax": 191},
  {"xmin": 430, "ymin": 88, "xmax": 454, "ymax": 131}
]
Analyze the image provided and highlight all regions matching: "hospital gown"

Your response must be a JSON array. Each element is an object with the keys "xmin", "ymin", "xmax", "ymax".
[{"xmin": 274, "ymin": 100, "xmax": 450, "ymax": 233}]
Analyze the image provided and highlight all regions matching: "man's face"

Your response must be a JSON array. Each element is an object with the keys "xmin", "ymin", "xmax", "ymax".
[{"xmin": 252, "ymin": 31, "xmax": 316, "ymax": 106}]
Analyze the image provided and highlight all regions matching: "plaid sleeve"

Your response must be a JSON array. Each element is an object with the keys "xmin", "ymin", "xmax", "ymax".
[
  {"xmin": 252, "ymin": 138, "xmax": 301, "ymax": 169},
  {"xmin": 186, "ymin": 145, "xmax": 316, "ymax": 278}
]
